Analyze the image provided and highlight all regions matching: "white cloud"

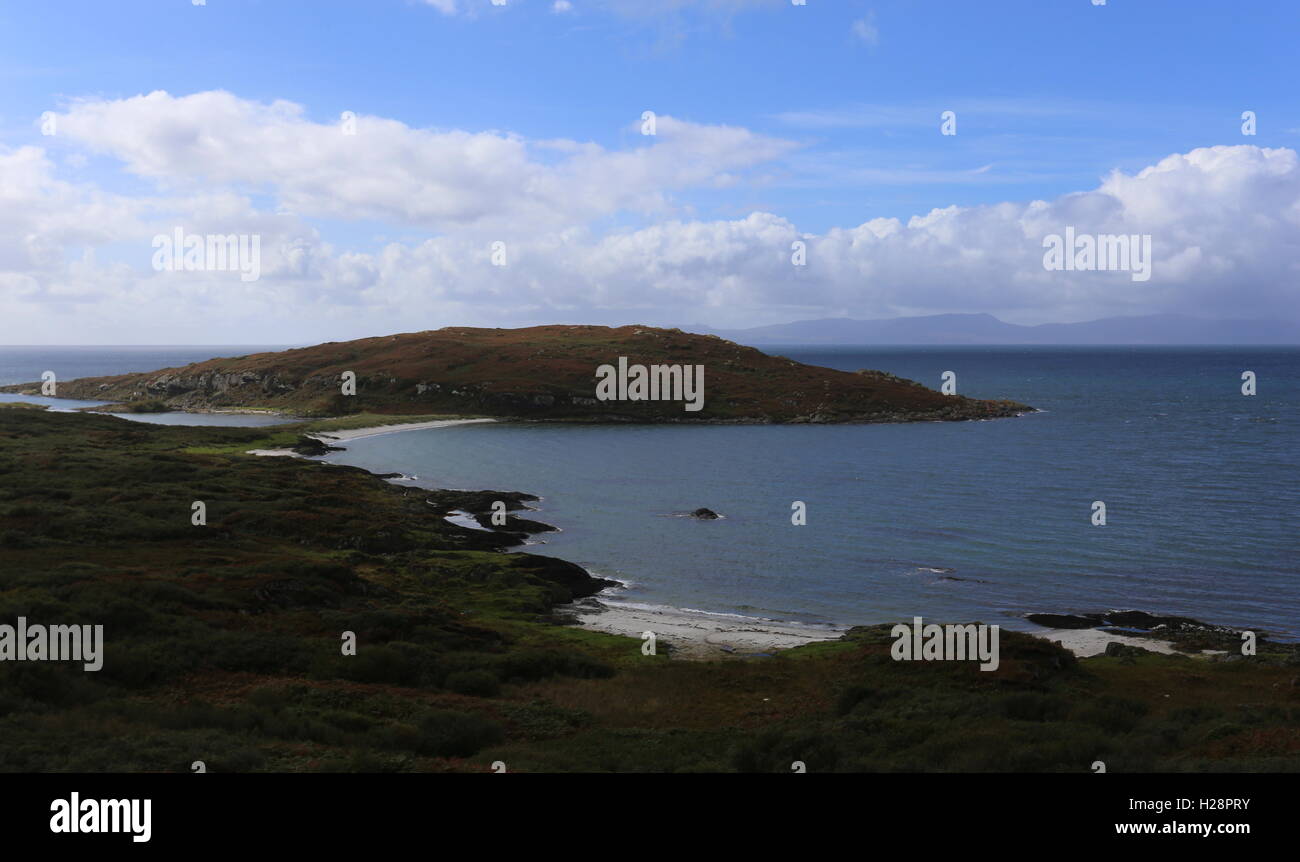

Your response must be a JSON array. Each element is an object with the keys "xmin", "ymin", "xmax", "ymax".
[
  {"xmin": 0, "ymin": 146, "xmax": 147, "ymax": 276},
  {"xmin": 2, "ymin": 88, "xmax": 1297, "ymax": 343},
  {"xmin": 53, "ymin": 91, "xmax": 796, "ymax": 233},
  {"xmin": 552, "ymin": 0, "xmax": 574, "ymax": 12}
]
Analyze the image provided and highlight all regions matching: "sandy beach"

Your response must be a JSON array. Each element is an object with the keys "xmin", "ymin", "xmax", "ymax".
[
  {"xmin": 310, "ymin": 417, "xmax": 496, "ymax": 442},
  {"xmin": 1027, "ymin": 627, "xmax": 1180, "ymax": 657},
  {"xmin": 569, "ymin": 594, "xmax": 1197, "ymax": 660},
  {"xmin": 247, "ymin": 417, "xmax": 495, "ymax": 456},
  {"xmin": 243, "ymin": 415, "xmax": 1198, "ymax": 663},
  {"xmin": 571, "ymin": 597, "xmax": 848, "ymax": 659}
]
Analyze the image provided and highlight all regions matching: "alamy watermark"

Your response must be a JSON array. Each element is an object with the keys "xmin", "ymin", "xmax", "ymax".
[
  {"xmin": 891, "ymin": 616, "xmax": 1000, "ymax": 671},
  {"xmin": 1042, "ymin": 227, "xmax": 1151, "ymax": 282},
  {"xmin": 50, "ymin": 793, "xmax": 150, "ymax": 843},
  {"xmin": 0, "ymin": 617, "xmax": 103, "ymax": 671},
  {"xmin": 595, "ymin": 358, "xmax": 704, "ymax": 412},
  {"xmin": 152, "ymin": 228, "xmax": 261, "ymax": 282}
]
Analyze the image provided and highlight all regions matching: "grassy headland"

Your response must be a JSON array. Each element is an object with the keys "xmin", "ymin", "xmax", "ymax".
[
  {"xmin": 0, "ymin": 325, "xmax": 1029, "ymax": 423},
  {"xmin": 0, "ymin": 409, "xmax": 1296, "ymax": 772}
]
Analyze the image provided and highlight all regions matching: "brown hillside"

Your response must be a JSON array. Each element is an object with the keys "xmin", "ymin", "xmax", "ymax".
[{"xmin": 3, "ymin": 325, "xmax": 1031, "ymax": 423}]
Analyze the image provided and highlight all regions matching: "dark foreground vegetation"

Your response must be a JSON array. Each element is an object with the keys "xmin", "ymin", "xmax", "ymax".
[{"xmin": 0, "ymin": 409, "xmax": 1297, "ymax": 772}]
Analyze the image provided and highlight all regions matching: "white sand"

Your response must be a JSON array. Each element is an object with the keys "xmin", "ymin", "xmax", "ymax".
[
  {"xmin": 572, "ymin": 599, "xmax": 846, "ymax": 659},
  {"xmin": 573, "ymin": 598, "xmax": 1200, "ymax": 660},
  {"xmin": 1028, "ymin": 627, "xmax": 1178, "ymax": 657},
  {"xmin": 310, "ymin": 417, "xmax": 496, "ymax": 442},
  {"xmin": 445, "ymin": 510, "xmax": 492, "ymax": 531},
  {"xmin": 245, "ymin": 417, "xmax": 495, "ymax": 456}
]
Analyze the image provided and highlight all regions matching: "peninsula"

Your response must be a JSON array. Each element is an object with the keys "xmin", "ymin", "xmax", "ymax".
[{"xmin": 1, "ymin": 325, "xmax": 1030, "ymax": 423}]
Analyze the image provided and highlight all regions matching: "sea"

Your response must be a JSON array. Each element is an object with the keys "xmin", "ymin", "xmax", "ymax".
[
  {"xmin": 0, "ymin": 346, "xmax": 288, "ymax": 427},
  {"xmin": 3, "ymin": 344, "xmax": 1297, "ymax": 639}
]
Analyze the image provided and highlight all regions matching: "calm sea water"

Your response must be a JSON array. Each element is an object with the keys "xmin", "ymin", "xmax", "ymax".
[
  {"xmin": 5, "ymin": 345, "xmax": 1297, "ymax": 637},
  {"xmin": 0, "ymin": 346, "xmax": 290, "ymax": 426},
  {"xmin": 318, "ymin": 346, "xmax": 1300, "ymax": 639}
]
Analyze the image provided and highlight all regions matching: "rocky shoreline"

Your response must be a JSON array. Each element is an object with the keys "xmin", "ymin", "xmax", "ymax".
[
  {"xmin": 237, "ymin": 415, "xmax": 1289, "ymax": 663},
  {"xmin": 1024, "ymin": 610, "xmax": 1298, "ymax": 660},
  {"xmin": 5, "ymin": 380, "xmax": 1034, "ymax": 425},
  {"xmin": 7, "ymin": 407, "xmax": 1296, "ymax": 773}
]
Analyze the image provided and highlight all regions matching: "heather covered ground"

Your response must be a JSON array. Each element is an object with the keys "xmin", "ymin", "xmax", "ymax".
[
  {"xmin": 0, "ymin": 409, "xmax": 1296, "ymax": 773},
  {"xmin": 1, "ymin": 326, "xmax": 1029, "ymax": 423}
]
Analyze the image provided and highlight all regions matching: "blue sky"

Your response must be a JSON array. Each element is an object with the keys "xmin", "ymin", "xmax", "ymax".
[{"xmin": 1, "ymin": 0, "xmax": 1298, "ymax": 342}]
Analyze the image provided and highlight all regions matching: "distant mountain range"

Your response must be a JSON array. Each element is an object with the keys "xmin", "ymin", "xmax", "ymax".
[{"xmin": 696, "ymin": 313, "xmax": 1300, "ymax": 346}]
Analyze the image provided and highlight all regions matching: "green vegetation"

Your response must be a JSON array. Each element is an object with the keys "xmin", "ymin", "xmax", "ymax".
[
  {"xmin": 180, "ymin": 413, "xmax": 477, "ymax": 456},
  {"xmin": 0, "ymin": 410, "xmax": 1296, "ymax": 772},
  {"xmin": 114, "ymin": 399, "xmax": 169, "ymax": 413},
  {"xmin": 0, "ymin": 325, "xmax": 1030, "ymax": 422}
]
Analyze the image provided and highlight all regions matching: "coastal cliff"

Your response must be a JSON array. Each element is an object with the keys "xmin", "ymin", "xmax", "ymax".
[{"xmin": 1, "ymin": 325, "xmax": 1030, "ymax": 422}]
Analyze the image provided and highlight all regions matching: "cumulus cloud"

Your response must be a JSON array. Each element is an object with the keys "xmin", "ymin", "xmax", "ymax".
[
  {"xmin": 339, "ymin": 145, "xmax": 1300, "ymax": 328},
  {"xmin": 1, "ymin": 87, "xmax": 1297, "ymax": 343},
  {"xmin": 0, "ymin": 146, "xmax": 148, "ymax": 278},
  {"xmin": 53, "ymin": 91, "xmax": 795, "ymax": 233}
]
